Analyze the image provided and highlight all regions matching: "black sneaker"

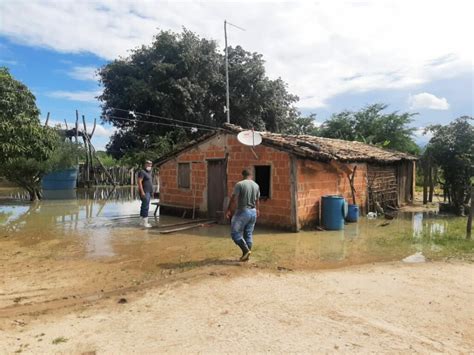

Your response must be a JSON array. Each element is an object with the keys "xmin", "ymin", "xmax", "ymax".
[{"xmin": 240, "ymin": 250, "xmax": 251, "ymax": 262}]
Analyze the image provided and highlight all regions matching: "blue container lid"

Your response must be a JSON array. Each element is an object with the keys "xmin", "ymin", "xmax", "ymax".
[{"xmin": 322, "ymin": 195, "xmax": 344, "ymax": 199}]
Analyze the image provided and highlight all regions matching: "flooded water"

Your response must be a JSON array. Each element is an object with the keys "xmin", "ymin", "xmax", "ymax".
[
  {"xmin": 1, "ymin": 186, "xmax": 473, "ymax": 317},
  {"xmin": 1, "ymin": 186, "xmax": 471, "ymax": 271}
]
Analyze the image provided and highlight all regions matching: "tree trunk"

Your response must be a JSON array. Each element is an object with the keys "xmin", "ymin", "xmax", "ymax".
[
  {"xmin": 428, "ymin": 166, "xmax": 434, "ymax": 203},
  {"xmin": 422, "ymin": 163, "xmax": 429, "ymax": 205},
  {"xmin": 28, "ymin": 187, "xmax": 40, "ymax": 201}
]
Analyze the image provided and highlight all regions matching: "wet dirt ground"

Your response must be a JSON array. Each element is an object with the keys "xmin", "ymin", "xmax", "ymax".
[{"xmin": 1, "ymin": 187, "xmax": 473, "ymax": 353}]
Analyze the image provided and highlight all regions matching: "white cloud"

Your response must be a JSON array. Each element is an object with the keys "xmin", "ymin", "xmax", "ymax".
[
  {"xmin": 409, "ymin": 92, "xmax": 450, "ymax": 110},
  {"xmin": 47, "ymin": 89, "xmax": 102, "ymax": 102},
  {"xmin": 91, "ymin": 124, "xmax": 117, "ymax": 138},
  {"xmin": 68, "ymin": 66, "xmax": 98, "ymax": 81},
  {"xmin": 0, "ymin": 59, "xmax": 18, "ymax": 65},
  {"xmin": 0, "ymin": 0, "xmax": 473, "ymax": 108},
  {"xmin": 413, "ymin": 126, "xmax": 433, "ymax": 146}
]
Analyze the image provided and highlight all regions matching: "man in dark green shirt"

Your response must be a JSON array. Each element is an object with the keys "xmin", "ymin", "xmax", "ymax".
[
  {"xmin": 226, "ymin": 169, "xmax": 260, "ymax": 261},
  {"xmin": 138, "ymin": 160, "xmax": 153, "ymax": 228}
]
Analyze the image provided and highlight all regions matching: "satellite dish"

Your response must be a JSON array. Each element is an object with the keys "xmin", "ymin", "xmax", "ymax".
[{"xmin": 237, "ymin": 130, "xmax": 262, "ymax": 146}]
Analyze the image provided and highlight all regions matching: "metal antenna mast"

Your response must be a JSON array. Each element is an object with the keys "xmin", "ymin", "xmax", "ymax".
[{"xmin": 224, "ymin": 20, "xmax": 245, "ymax": 124}]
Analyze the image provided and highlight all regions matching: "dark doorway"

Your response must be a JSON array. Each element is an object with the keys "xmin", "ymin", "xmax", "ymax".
[
  {"xmin": 207, "ymin": 159, "xmax": 227, "ymax": 218},
  {"xmin": 255, "ymin": 165, "xmax": 271, "ymax": 198}
]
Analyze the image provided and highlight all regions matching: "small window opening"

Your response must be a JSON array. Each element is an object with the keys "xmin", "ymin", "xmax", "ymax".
[
  {"xmin": 178, "ymin": 163, "xmax": 190, "ymax": 188},
  {"xmin": 255, "ymin": 165, "xmax": 271, "ymax": 198}
]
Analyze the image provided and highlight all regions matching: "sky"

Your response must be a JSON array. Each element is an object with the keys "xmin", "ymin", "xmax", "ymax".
[{"xmin": 0, "ymin": 0, "xmax": 472, "ymax": 150}]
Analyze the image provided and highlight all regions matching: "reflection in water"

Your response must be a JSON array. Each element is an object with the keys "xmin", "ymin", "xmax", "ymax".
[
  {"xmin": 43, "ymin": 189, "xmax": 77, "ymax": 200},
  {"xmin": 411, "ymin": 212, "xmax": 448, "ymax": 239},
  {"xmin": 0, "ymin": 187, "xmax": 466, "ymax": 269},
  {"xmin": 0, "ymin": 187, "xmax": 145, "ymax": 259},
  {"xmin": 412, "ymin": 213, "xmax": 423, "ymax": 239}
]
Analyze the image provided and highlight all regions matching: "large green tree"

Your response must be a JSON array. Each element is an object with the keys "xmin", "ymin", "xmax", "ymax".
[
  {"xmin": 425, "ymin": 116, "xmax": 473, "ymax": 214},
  {"xmin": 98, "ymin": 29, "xmax": 300, "ymax": 160},
  {"xmin": 0, "ymin": 67, "xmax": 58, "ymax": 200},
  {"xmin": 319, "ymin": 103, "xmax": 420, "ymax": 154}
]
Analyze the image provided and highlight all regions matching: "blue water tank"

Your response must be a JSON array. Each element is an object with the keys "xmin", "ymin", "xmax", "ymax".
[
  {"xmin": 321, "ymin": 195, "xmax": 345, "ymax": 230},
  {"xmin": 346, "ymin": 204, "xmax": 359, "ymax": 222},
  {"xmin": 42, "ymin": 168, "xmax": 78, "ymax": 190}
]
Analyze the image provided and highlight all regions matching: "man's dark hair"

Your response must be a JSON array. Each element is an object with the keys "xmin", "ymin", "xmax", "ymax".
[{"xmin": 242, "ymin": 169, "xmax": 251, "ymax": 177}]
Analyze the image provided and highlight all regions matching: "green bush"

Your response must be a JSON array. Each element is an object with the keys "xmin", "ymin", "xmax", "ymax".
[{"xmin": 45, "ymin": 138, "xmax": 84, "ymax": 173}]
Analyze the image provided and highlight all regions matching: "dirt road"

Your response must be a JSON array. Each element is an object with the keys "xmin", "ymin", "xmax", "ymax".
[{"xmin": 2, "ymin": 261, "xmax": 473, "ymax": 354}]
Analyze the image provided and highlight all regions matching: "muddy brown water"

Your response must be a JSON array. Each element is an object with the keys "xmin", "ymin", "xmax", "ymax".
[{"xmin": 0, "ymin": 187, "xmax": 470, "ymax": 317}]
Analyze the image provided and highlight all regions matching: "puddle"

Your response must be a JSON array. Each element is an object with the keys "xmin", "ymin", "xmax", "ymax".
[{"xmin": 0, "ymin": 187, "xmax": 472, "ymax": 271}]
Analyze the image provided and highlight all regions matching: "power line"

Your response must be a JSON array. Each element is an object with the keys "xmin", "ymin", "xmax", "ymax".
[
  {"xmin": 108, "ymin": 107, "xmax": 218, "ymax": 131},
  {"xmin": 104, "ymin": 114, "xmax": 216, "ymax": 132}
]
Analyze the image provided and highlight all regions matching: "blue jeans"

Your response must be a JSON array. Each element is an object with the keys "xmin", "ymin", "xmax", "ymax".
[
  {"xmin": 140, "ymin": 192, "xmax": 151, "ymax": 217},
  {"xmin": 231, "ymin": 208, "xmax": 257, "ymax": 250}
]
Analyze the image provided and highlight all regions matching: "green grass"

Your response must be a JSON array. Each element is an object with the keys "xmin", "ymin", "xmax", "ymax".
[{"xmin": 371, "ymin": 217, "xmax": 474, "ymax": 260}]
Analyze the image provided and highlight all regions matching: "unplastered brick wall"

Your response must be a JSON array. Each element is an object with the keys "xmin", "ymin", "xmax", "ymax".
[
  {"xmin": 367, "ymin": 164, "xmax": 398, "ymax": 209},
  {"xmin": 159, "ymin": 133, "xmax": 293, "ymax": 229},
  {"xmin": 159, "ymin": 134, "xmax": 227, "ymax": 210},
  {"xmin": 225, "ymin": 135, "xmax": 293, "ymax": 228},
  {"xmin": 296, "ymin": 160, "xmax": 367, "ymax": 228}
]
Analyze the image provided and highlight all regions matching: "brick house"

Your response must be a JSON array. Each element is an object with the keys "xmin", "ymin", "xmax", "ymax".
[{"xmin": 155, "ymin": 124, "xmax": 417, "ymax": 231}]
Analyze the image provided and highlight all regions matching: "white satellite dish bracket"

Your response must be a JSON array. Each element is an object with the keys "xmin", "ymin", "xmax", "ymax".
[{"xmin": 237, "ymin": 130, "xmax": 261, "ymax": 159}]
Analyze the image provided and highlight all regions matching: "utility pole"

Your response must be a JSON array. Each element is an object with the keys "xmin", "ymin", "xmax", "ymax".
[
  {"xmin": 224, "ymin": 20, "xmax": 245, "ymax": 124},
  {"xmin": 224, "ymin": 20, "xmax": 230, "ymax": 124}
]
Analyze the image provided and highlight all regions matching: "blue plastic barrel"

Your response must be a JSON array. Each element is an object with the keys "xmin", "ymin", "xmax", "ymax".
[
  {"xmin": 42, "ymin": 168, "xmax": 78, "ymax": 190},
  {"xmin": 321, "ymin": 195, "xmax": 345, "ymax": 230},
  {"xmin": 346, "ymin": 204, "xmax": 359, "ymax": 222}
]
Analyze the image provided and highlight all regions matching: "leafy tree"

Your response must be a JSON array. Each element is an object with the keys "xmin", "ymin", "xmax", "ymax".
[
  {"xmin": 0, "ymin": 67, "xmax": 58, "ymax": 200},
  {"xmin": 95, "ymin": 151, "xmax": 119, "ymax": 168},
  {"xmin": 319, "ymin": 103, "xmax": 420, "ymax": 154},
  {"xmin": 98, "ymin": 29, "xmax": 300, "ymax": 159},
  {"xmin": 425, "ymin": 116, "xmax": 473, "ymax": 214},
  {"xmin": 45, "ymin": 137, "xmax": 84, "ymax": 172},
  {"xmin": 283, "ymin": 114, "xmax": 319, "ymax": 135}
]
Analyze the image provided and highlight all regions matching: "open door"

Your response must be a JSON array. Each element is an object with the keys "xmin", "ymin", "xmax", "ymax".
[{"xmin": 207, "ymin": 159, "xmax": 227, "ymax": 218}]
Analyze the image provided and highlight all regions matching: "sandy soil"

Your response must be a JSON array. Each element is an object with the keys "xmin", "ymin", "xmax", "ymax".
[{"xmin": 1, "ymin": 261, "xmax": 473, "ymax": 354}]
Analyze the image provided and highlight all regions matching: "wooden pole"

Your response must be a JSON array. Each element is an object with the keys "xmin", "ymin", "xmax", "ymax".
[
  {"xmin": 349, "ymin": 166, "xmax": 357, "ymax": 205},
  {"xmin": 75, "ymin": 110, "xmax": 79, "ymax": 143},
  {"xmin": 89, "ymin": 118, "xmax": 97, "ymax": 183},
  {"xmin": 64, "ymin": 119, "xmax": 69, "ymax": 130},
  {"xmin": 467, "ymin": 187, "xmax": 473, "ymax": 239},
  {"xmin": 82, "ymin": 114, "xmax": 88, "ymax": 134},
  {"xmin": 44, "ymin": 112, "xmax": 50, "ymax": 126},
  {"xmin": 91, "ymin": 118, "xmax": 97, "ymax": 137},
  {"xmin": 428, "ymin": 164, "xmax": 434, "ymax": 203},
  {"xmin": 82, "ymin": 115, "xmax": 90, "ymax": 184},
  {"xmin": 83, "ymin": 132, "xmax": 116, "ymax": 186},
  {"xmin": 422, "ymin": 160, "xmax": 428, "ymax": 205}
]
